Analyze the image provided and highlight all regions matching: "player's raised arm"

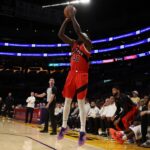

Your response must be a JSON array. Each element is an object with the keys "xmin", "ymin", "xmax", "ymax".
[
  {"xmin": 58, "ymin": 18, "xmax": 75, "ymax": 45},
  {"xmin": 71, "ymin": 16, "xmax": 92, "ymax": 51}
]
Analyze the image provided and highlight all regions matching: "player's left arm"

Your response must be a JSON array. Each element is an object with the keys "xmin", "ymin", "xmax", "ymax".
[{"xmin": 71, "ymin": 16, "xmax": 92, "ymax": 51}]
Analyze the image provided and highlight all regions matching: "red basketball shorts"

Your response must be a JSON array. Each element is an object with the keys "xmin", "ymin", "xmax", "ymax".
[{"xmin": 62, "ymin": 70, "xmax": 88, "ymax": 99}]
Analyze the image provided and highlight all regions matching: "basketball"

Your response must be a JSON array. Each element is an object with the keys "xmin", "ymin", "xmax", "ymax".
[{"xmin": 64, "ymin": 5, "xmax": 76, "ymax": 18}]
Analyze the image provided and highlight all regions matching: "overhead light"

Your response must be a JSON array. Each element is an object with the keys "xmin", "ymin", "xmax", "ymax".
[
  {"xmin": 71, "ymin": 0, "xmax": 91, "ymax": 4},
  {"xmin": 80, "ymin": 0, "xmax": 91, "ymax": 4}
]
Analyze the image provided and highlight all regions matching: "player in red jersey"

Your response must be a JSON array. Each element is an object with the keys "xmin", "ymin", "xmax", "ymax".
[{"xmin": 57, "ymin": 7, "xmax": 92, "ymax": 146}]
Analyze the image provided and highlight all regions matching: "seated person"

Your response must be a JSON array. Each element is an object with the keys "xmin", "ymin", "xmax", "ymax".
[
  {"xmin": 87, "ymin": 101, "xmax": 99, "ymax": 134},
  {"xmin": 55, "ymin": 103, "xmax": 63, "ymax": 127},
  {"xmin": 68, "ymin": 102, "xmax": 79, "ymax": 129}
]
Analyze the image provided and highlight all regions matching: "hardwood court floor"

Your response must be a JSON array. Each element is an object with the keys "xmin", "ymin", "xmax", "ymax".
[{"xmin": 0, "ymin": 117, "xmax": 145, "ymax": 150}]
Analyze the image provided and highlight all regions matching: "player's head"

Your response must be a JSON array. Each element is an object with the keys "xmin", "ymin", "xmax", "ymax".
[
  {"xmin": 77, "ymin": 32, "xmax": 90, "ymax": 44},
  {"xmin": 49, "ymin": 78, "xmax": 55, "ymax": 86}
]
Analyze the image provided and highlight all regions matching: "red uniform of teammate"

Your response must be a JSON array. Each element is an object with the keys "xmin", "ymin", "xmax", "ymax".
[{"xmin": 57, "ymin": 6, "xmax": 92, "ymax": 146}]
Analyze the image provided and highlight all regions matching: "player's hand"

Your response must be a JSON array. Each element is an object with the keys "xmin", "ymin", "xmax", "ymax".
[{"xmin": 65, "ymin": 18, "xmax": 71, "ymax": 22}]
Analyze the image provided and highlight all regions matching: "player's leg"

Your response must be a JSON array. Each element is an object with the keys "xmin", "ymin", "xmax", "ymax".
[
  {"xmin": 78, "ymin": 99, "xmax": 86, "ymax": 146},
  {"xmin": 78, "ymin": 99, "xmax": 86, "ymax": 132},
  {"xmin": 76, "ymin": 73, "xmax": 88, "ymax": 146},
  {"xmin": 57, "ymin": 98, "xmax": 72, "ymax": 140},
  {"xmin": 122, "ymin": 106, "xmax": 138, "ymax": 129},
  {"xmin": 62, "ymin": 98, "xmax": 72, "ymax": 128},
  {"xmin": 58, "ymin": 72, "xmax": 76, "ymax": 140}
]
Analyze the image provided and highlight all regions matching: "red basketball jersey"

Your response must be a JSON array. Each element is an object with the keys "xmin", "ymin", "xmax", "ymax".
[{"xmin": 70, "ymin": 42, "xmax": 91, "ymax": 73}]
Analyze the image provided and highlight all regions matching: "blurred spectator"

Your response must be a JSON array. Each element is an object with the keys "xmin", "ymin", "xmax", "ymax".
[
  {"xmin": 99, "ymin": 97, "xmax": 116, "ymax": 136},
  {"xmin": 85, "ymin": 98, "xmax": 91, "ymax": 117},
  {"xmin": 15, "ymin": 104, "xmax": 23, "ymax": 108},
  {"xmin": 0, "ymin": 97, "xmax": 3, "ymax": 116},
  {"xmin": 4, "ymin": 92, "xmax": 15, "ymax": 118},
  {"xmin": 104, "ymin": 96, "xmax": 117, "ymax": 119},
  {"xmin": 142, "ymin": 96, "xmax": 149, "ymax": 110},
  {"xmin": 25, "ymin": 92, "xmax": 36, "ymax": 123},
  {"xmin": 38, "ymin": 103, "xmax": 46, "ymax": 108},
  {"xmin": 70, "ymin": 102, "xmax": 76, "ymax": 115},
  {"xmin": 55, "ymin": 103, "xmax": 63, "ymax": 127},
  {"xmin": 138, "ymin": 99, "xmax": 145, "ymax": 111},
  {"xmin": 68, "ymin": 102, "xmax": 79, "ymax": 129},
  {"xmin": 87, "ymin": 101, "xmax": 99, "ymax": 134},
  {"xmin": 131, "ymin": 91, "xmax": 140, "ymax": 105},
  {"xmin": 105, "ymin": 96, "xmax": 117, "ymax": 134}
]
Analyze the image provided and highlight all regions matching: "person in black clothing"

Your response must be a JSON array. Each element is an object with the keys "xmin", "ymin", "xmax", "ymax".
[
  {"xmin": 5, "ymin": 92, "xmax": 15, "ymax": 118},
  {"xmin": 0, "ymin": 97, "xmax": 3, "ymax": 116},
  {"xmin": 111, "ymin": 86, "xmax": 138, "ymax": 130},
  {"xmin": 140, "ymin": 98, "xmax": 150, "ymax": 145},
  {"xmin": 35, "ymin": 78, "xmax": 57, "ymax": 135}
]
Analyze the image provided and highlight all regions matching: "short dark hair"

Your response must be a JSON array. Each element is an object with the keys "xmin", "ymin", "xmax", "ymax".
[{"xmin": 112, "ymin": 85, "xmax": 120, "ymax": 90}]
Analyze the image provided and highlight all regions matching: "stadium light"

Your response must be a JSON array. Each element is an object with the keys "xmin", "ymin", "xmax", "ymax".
[
  {"xmin": 72, "ymin": 0, "xmax": 90, "ymax": 4},
  {"xmin": 80, "ymin": 0, "xmax": 91, "ymax": 4}
]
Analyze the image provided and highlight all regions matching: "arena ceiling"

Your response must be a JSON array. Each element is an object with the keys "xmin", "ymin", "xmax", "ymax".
[{"xmin": 0, "ymin": 0, "xmax": 150, "ymax": 42}]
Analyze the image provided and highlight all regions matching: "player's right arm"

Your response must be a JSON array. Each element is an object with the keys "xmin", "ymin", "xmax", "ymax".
[{"xmin": 58, "ymin": 18, "xmax": 75, "ymax": 45}]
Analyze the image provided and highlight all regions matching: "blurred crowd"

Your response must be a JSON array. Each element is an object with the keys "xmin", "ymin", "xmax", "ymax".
[{"xmin": 0, "ymin": 89, "xmax": 150, "ymax": 148}]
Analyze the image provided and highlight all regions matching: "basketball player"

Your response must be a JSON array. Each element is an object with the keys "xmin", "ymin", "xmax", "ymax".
[
  {"xmin": 57, "ymin": 6, "xmax": 92, "ymax": 146},
  {"xmin": 111, "ymin": 86, "xmax": 138, "ymax": 130}
]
